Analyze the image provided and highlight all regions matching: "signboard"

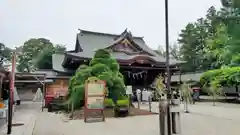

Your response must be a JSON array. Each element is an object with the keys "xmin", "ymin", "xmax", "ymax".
[
  {"xmin": 84, "ymin": 80, "xmax": 105, "ymax": 122},
  {"xmin": 126, "ymin": 86, "xmax": 133, "ymax": 95}
]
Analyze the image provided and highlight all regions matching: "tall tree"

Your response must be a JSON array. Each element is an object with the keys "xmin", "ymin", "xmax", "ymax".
[
  {"xmin": 205, "ymin": 24, "xmax": 230, "ymax": 68},
  {"xmin": 34, "ymin": 44, "xmax": 66, "ymax": 69},
  {"xmin": 17, "ymin": 38, "xmax": 65, "ymax": 72},
  {"xmin": 0, "ymin": 43, "xmax": 12, "ymax": 65},
  {"xmin": 155, "ymin": 43, "xmax": 181, "ymax": 60},
  {"xmin": 178, "ymin": 6, "xmax": 222, "ymax": 72},
  {"xmin": 178, "ymin": 23, "xmax": 201, "ymax": 72}
]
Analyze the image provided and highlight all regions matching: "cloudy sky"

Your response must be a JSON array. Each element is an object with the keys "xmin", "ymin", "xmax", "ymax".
[{"xmin": 0, "ymin": 0, "xmax": 221, "ymax": 50}]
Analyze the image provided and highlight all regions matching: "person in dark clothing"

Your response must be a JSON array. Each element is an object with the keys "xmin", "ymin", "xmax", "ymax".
[
  {"xmin": 1, "ymin": 83, "xmax": 9, "ymax": 107},
  {"xmin": 2, "ymin": 88, "xmax": 9, "ymax": 100}
]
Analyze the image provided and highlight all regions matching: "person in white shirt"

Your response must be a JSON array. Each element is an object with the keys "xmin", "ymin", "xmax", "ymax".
[
  {"xmin": 136, "ymin": 89, "xmax": 142, "ymax": 103},
  {"xmin": 142, "ymin": 89, "xmax": 148, "ymax": 104}
]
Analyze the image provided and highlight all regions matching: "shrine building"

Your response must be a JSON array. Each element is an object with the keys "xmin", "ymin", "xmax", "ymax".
[{"xmin": 45, "ymin": 29, "xmax": 184, "ymax": 102}]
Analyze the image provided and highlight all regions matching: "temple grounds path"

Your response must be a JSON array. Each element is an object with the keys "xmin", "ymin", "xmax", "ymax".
[{"xmin": 32, "ymin": 102, "xmax": 240, "ymax": 135}]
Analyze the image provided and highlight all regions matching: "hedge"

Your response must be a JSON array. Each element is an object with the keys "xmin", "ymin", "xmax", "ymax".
[{"xmin": 200, "ymin": 66, "xmax": 240, "ymax": 86}]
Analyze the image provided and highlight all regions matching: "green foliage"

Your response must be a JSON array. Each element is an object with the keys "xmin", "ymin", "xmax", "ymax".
[
  {"xmin": 117, "ymin": 99, "xmax": 129, "ymax": 107},
  {"xmin": 34, "ymin": 44, "xmax": 66, "ymax": 69},
  {"xmin": 230, "ymin": 55, "xmax": 240, "ymax": 67},
  {"xmin": 67, "ymin": 49, "xmax": 126, "ymax": 109},
  {"xmin": 221, "ymin": 0, "xmax": 240, "ymax": 8},
  {"xmin": 151, "ymin": 74, "xmax": 166, "ymax": 99},
  {"xmin": 104, "ymin": 98, "xmax": 129, "ymax": 107},
  {"xmin": 200, "ymin": 67, "xmax": 240, "ymax": 86},
  {"xmin": 104, "ymin": 98, "xmax": 114, "ymax": 107},
  {"xmin": 0, "ymin": 43, "xmax": 12, "ymax": 63},
  {"xmin": 155, "ymin": 43, "xmax": 181, "ymax": 60},
  {"xmin": 177, "ymin": 6, "xmax": 240, "ymax": 72},
  {"xmin": 17, "ymin": 38, "xmax": 66, "ymax": 72}
]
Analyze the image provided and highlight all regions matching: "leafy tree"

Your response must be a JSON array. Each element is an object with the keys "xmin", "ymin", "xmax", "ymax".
[
  {"xmin": 67, "ymin": 49, "xmax": 126, "ymax": 109},
  {"xmin": 200, "ymin": 67, "xmax": 240, "ymax": 87},
  {"xmin": 34, "ymin": 44, "xmax": 66, "ymax": 69},
  {"xmin": 230, "ymin": 55, "xmax": 240, "ymax": 67},
  {"xmin": 17, "ymin": 38, "xmax": 66, "ymax": 71},
  {"xmin": 169, "ymin": 43, "xmax": 182, "ymax": 60},
  {"xmin": 205, "ymin": 24, "xmax": 230, "ymax": 68},
  {"xmin": 17, "ymin": 38, "xmax": 53, "ymax": 72},
  {"xmin": 178, "ymin": 6, "xmax": 222, "ymax": 72},
  {"xmin": 178, "ymin": 23, "xmax": 201, "ymax": 72},
  {"xmin": 221, "ymin": 0, "xmax": 240, "ymax": 8},
  {"xmin": 155, "ymin": 43, "xmax": 181, "ymax": 60},
  {"xmin": 154, "ymin": 46, "xmax": 166, "ymax": 57},
  {"xmin": 0, "ymin": 43, "xmax": 12, "ymax": 64}
]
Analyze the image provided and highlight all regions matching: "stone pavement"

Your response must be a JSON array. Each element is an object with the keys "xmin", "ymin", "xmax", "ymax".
[
  {"xmin": 32, "ymin": 102, "xmax": 240, "ymax": 135},
  {"xmin": 0, "ymin": 102, "xmax": 40, "ymax": 135}
]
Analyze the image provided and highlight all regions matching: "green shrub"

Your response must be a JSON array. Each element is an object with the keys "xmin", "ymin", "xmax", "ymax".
[
  {"xmin": 67, "ymin": 49, "xmax": 126, "ymax": 109},
  {"xmin": 104, "ymin": 98, "xmax": 114, "ymax": 107},
  {"xmin": 117, "ymin": 99, "xmax": 129, "ymax": 107},
  {"xmin": 103, "ymin": 98, "xmax": 129, "ymax": 108},
  {"xmin": 200, "ymin": 66, "xmax": 240, "ymax": 86}
]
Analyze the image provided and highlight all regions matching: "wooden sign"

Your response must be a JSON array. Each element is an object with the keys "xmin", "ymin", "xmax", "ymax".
[{"xmin": 84, "ymin": 80, "xmax": 105, "ymax": 123}]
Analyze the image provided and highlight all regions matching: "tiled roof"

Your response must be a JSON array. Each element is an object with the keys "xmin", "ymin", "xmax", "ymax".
[
  {"xmin": 52, "ymin": 54, "xmax": 75, "ymax": 73},
  {"xmin": 67, "ymin": 29, "xmax": 184, "ymax": 65}
]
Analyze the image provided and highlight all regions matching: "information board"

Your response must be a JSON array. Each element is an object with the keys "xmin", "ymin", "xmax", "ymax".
[
  {"xmin": 126, "ymin": 86, "xmax": 133, "ymax": 95},
  {"xmin": 84, "ymin": 80, "xmax": 106, "ymax": 122}
]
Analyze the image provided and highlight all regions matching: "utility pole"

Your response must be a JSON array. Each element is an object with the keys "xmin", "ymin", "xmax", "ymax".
[
  {"xmin": 159, "ymin": 1, "xmax": 182, "ymax": 134},
  {"xmin": 164, "ymin": 0, "xmax": 172, "ymax": 134}
]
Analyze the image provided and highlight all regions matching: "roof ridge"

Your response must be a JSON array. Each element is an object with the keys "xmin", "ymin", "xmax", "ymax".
[{"xmin": 78, "ymin": 28, "xmax": 144, "ymax": 38}]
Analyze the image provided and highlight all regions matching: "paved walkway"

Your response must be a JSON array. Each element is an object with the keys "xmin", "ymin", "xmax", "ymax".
[
  {"xmin": 32, "ymin": 102, "xmax": 240, "ymax": 135},
  {"xmin": 0, "ymin": 102, "xmax": 40, "ymax": 135}
]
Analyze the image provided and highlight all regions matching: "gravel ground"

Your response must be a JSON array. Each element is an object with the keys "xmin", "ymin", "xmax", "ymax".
[{"xmin": 32, "ymin": 102, "xmax": 240, "ymax": 135}]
